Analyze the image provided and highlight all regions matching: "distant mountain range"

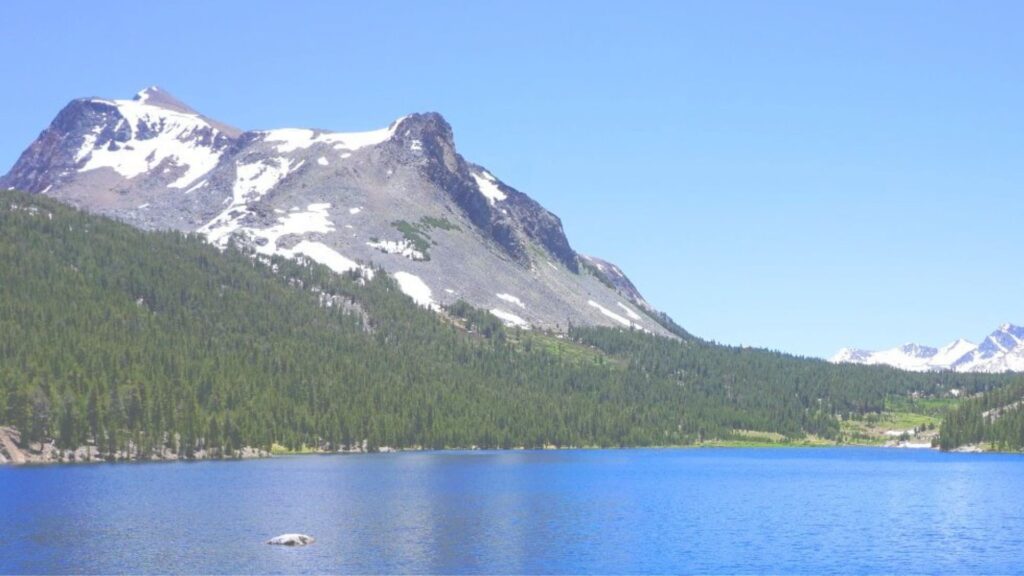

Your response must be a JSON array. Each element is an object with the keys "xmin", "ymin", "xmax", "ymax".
[
  {"xmin": 831, "ymin": 323, "xmax": 1024, "ymax": 373},
  {"xmin": 1, "ymin": 87, "xmax": 678, "ymax": 337}
]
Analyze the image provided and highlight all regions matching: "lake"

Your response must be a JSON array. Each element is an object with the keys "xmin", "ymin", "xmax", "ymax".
[{"xmin": 1, "ymin": 448, "xmax": 1022, "ymax": 574}]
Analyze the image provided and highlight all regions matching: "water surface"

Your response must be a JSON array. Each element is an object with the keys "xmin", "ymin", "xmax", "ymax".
[{"xmin": 1, "ymin": 448, "xmax": 1021, "ymax": 574}]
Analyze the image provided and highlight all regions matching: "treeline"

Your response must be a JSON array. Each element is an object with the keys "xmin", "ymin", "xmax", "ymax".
[
  {"xmin": 938, "ymin": 379, "xmax": 1024, "ymax": 450},
  {"xmin": 1, "ymin": 189, "xmax": 1019, "ymax": 458},
  {"xmin": 568, "ymin": 327, "xmax": 1013, "ymax": 440}
]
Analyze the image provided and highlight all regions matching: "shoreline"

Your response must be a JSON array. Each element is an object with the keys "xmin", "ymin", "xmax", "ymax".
[
  {"xmin": 5, "ymin": 422, "xmax": 1016, "ymax": 468},
  {"xmin": 5, "ymin": 440, "xmax": 1017, "ymax": 468}
]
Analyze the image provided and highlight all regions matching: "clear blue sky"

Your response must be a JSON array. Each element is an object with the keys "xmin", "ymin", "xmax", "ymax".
[{"xmin": 2, "ymin": 1, "xmax": 1021, "ymax": 357}]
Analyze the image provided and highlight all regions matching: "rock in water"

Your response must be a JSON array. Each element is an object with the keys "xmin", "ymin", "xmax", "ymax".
[{"xmin": 267, "ymin": 533, "xmax": 315, "ymax": 546}]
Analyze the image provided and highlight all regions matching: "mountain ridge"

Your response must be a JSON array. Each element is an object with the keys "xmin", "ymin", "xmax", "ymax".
[
  {"xmin": 1, "ymin": 87, "xmax": 668, "ymax": 336},
  {"xmin": 831, "ymin": 323, "xmax": 1024, "ymax": 373}
]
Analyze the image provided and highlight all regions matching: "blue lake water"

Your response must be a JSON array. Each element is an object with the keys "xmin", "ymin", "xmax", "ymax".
[{"xmin": 1, "ymin": 448, "xmax": 1023, "ymax": 574}]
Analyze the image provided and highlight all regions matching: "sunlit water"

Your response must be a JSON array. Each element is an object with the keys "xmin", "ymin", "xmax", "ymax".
[{"xmin": 1, "ymin": 448, "xmax": 1022, "ymax": 574}]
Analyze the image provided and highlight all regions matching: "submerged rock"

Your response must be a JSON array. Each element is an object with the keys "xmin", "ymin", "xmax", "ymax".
[{"xmin": 266, "ymin": 533, "xmax": 315, "ymax": 546}]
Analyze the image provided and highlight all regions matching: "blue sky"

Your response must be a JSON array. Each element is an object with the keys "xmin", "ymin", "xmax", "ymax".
[{"xmin": 2, "ymin": 1, "xmax": 1021, "ymax": 357}]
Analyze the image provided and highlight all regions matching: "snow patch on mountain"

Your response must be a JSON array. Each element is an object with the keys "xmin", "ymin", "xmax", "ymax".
[
  {"xmin": 491, "ymin": 308, "xmax": 529, "ymax": 328},
  {"xmin": 617, "ymin": 302, "xmax": 642, "ymax": 321},
  {"xmin": 292, "ymin": 241, "xmax": 365, "ymax": 276},
  {"xmin": 472, "ymin": 171, "xmax": 506, "ymax": 204},
  {"xmin": 367, "ymin": 238, "xmax": 426, "ymax": 261},
  {"xmin": 76, "ymin": 97, "xmax": 226, "ymax": 189},
  {"xmin": 200, "ymin": 157, "xmax": 304, "ymax": 246},
  {"xmin": 185, "ymin": 179, "xmax": 208, "ymax": 194},
  {"xmin": 931, "ymin": 339, "xmax": 978, "ymax": 367},
  {"xmin": 135, "ymin": 86, "xmax": 158, "ymax": 103},
  {"xmin": 393, "ymin": 272, "xmax": 434, "ymax": 308},
  {"xmin": 261, "ymin": 117, "xmax": 405, "ymax": 154},
  {"xmin": 226, "ymin": 203, "xmax": 372, "ymax": 278},
  {"xmin": 588, "ymin": 300, "xmax": 634, "ymax": 328},
  {"xmin": 496, "ymin": 293, "xmax": 525, "ymax": 309},
  {"xmin": 235, "ymin": 158, "xmax": 301, "ymax": 201},
  {"xmin": 246, "ymin": 203, "xmax": 335, "ymax": 255}
]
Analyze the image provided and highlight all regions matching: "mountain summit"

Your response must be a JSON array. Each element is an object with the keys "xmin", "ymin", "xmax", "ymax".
[
  {"xmin": 830, "ymin": 324, "xmax": 1024, "ymax": 373},
  {"xmin": 1, "ymin": 88, "xmax": 677, "ymax": 336}
]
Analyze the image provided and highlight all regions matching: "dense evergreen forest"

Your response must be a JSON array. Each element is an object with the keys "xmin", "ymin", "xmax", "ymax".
[
  {"xmin": 938, "ymin": 379, "xmax": 1024, "ymax": 450},
  {"xmin": 1, "ymin": 189, "xmax": 1019, "ymax": 457}
]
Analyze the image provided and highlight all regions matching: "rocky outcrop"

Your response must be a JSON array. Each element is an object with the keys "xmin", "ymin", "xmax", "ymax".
[
  {"xmin": 0, "ymin": 425, "xmax": 269, "ymax": 465},
  {"xmin": 581, "ymin": 255, "xmax": 651, "ymax": 310},
  {"xmin": 0, "ymin": 426, "xmax": 27, "ymax": 464},
  {"xmin": 393, "ymin": 113, "xmax": 578, "ymax": 272}
]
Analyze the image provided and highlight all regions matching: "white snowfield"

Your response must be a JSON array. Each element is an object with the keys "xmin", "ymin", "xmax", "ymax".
[
  {"xmin": 366, "ymin": 238, "xmax": 426, "ymax": 261},
  {"xmin": 134, "ymin": 86, "xmax": 159, "ymax": 104},
  {"xmin": 490, "ymin": 308, "xmax": 529, "ymax": 328},
  {"xmin": 496, "ymin": 293, "xmax": 526, "ymax": 309},
  {"xmin": 589, "ymin": 301, "xmax": 634, "ymax": 327},
  {"xmin": 77, "ymin": 97, "xmax": 227, "ymax": 189},
  {"xmin": 393, "ymin": 272, "xmax": 434, "ymax": 308},
  {"xmin": 472, "ymin": 171, "xmax": 507, "ymax": 204},
  {"xmin": 261, "ymin": 116, "xmax": 407, "ymax": 154},
  {"xmin": 200, "ymin": 157, "xmax": 304, "ymax": 246},
  {"xmin": 249, "ymin": 203, "xmax": 334, "ymax": 254},
  {"xmin": 617, "ymin": 302, "xmax": 642, "ymax": 321},
  {"xmin": 292, "ymin": 241, "xmax": 365, "ymax": 276},
  {"xmin": 831, "ymin": 323, "xmax": 1024, "ymax": 373},
  {"xmin": 201, "ymin": 200, "xmax": 374, "ymax": 279}
]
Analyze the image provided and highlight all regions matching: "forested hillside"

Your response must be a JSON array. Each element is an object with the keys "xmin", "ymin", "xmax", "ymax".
[
  {"xmin": 0, "ymin": 190, "xmax": 1017, "ymax": 459},
  {"xmin": 569, "ymin": 327, "xmax": 1009, "ymax": 440},
  {"xmin": 938, "ymin": 380, "xmax": 1024, "ymax": 450}
]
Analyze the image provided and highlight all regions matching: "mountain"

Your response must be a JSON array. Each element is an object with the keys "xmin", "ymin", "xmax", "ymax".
[
  {"xmin": 1, "ymin": 87, "xmax": 671, "ymax": 337},
  {"xmin": 830, "ymin": 324, "xmax": 1024, "ymax": 373}
]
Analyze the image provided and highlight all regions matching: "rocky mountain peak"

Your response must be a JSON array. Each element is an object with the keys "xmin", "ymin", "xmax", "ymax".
[
  {"xmin": 392, "ymin": 112, "xmax": 461, "ymax": 173},
  {"xmin": 132, "ymin": 86, "xmax": 199, "ymax": 115},
  {"xmin": 998, "ymin": 323, "xmax": 1023, "ymax": 337},
  {"xmin": 394, "ymin": 112, "xmax": 454, "ymax": 145},
  {"xmin": 2, "ymin": 88, "xmax": 675, "ymax": 337}
]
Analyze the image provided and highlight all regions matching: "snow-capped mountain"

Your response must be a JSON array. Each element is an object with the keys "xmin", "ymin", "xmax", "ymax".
[
  {"xmin": 1, "ymin": 87, "xmax": 675, "ymax": 336},
  {"xmin": 830, "ymin": 324, "xmax": 1024, "ymax": 373}
]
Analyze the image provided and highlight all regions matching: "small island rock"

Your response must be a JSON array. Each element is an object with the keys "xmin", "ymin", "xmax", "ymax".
[{"xmin": 267, "ymin": 533, "xmax": 315, "ymax": 546}]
